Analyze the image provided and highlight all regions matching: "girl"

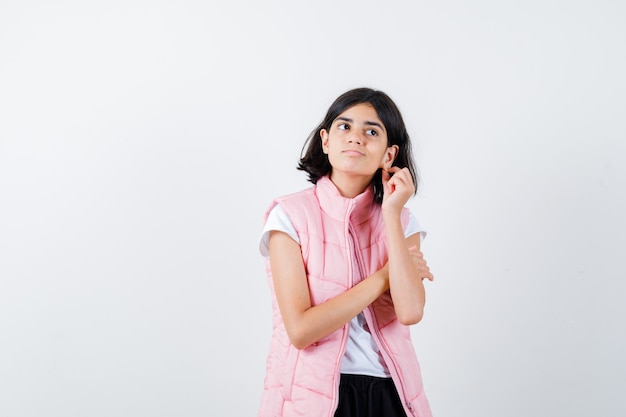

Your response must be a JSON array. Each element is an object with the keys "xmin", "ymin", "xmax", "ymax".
[{"xmin": 258, "ymin": 88, "xmax": 434, "ymax": 417}]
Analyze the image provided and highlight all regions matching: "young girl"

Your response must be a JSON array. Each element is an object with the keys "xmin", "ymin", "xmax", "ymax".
[{"xmin": 258, "ymin": 88, "xmax": 434, "ymax": 417}]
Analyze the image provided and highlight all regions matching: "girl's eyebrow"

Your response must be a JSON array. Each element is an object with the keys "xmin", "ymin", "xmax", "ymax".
[
  {"xmin": 364, "ymin": 120, "xmax": 385, "ymax": 131},
  {"xmin": 335, "ymin": 117, "xmax": 385, "ymax": 131}
]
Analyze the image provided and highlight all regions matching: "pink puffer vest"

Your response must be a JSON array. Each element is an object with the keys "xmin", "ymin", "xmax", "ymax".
[{"xmin": 259, "ymin": 176, "xmax": 432, "ymax": 417}]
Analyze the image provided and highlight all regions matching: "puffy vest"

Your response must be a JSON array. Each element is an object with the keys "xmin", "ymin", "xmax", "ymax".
[{"xmin": 259, "ymin": 176, "xmax": 432, "ymax": 417}]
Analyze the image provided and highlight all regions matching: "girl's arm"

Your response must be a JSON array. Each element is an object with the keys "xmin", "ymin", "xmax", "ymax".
[
  {"xmin": 382, "ymin": 167, "xmax": 434, "ymax": 325},
  {"xmin": 269, "ymin": 230, "xmax": 390, "ymax": 350}
]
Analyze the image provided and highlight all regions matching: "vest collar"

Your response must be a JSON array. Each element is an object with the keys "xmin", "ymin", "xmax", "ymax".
[{"xmin": 315, "ymin": 175, "xmax": 376, "ymax": 224}]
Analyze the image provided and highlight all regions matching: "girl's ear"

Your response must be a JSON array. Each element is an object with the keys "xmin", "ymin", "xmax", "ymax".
[
  {"xmin": 381, "ymin": 144, "xmax": 399, "ymax": 169},
  {"xmin": 320, "ymin": 129, "xmax": 329, "ymax": 154}
]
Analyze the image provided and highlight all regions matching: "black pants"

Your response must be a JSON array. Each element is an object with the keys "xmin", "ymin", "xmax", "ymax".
[{"xmin": 334, "ymin": 374, "xmax": 407, "ymax": 417}]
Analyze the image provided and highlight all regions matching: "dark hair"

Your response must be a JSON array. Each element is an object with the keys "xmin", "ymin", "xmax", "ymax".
[{"xmin": 298, "ymin": 87, "xmax": 418, "ymax": 204}]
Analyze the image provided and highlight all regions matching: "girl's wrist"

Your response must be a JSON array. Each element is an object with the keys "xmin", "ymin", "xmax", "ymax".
[
  {"xmin": 381, "ymin": 207, "xmax": 402, "ymax": 223},
  {"xmin": 372, "ymin": 265, "xmax": 390, "ymax": 292}
]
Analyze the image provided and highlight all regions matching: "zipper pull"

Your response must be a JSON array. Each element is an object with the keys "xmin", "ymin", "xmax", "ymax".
[{"xmin": 406, "ymin": 401, "xmax": 416, "ymax": 416}]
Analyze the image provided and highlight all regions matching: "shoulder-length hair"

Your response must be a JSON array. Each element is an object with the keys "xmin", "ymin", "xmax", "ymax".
[{"xmin": 298, "ymin": 87, "xmax": 418, "ymax": 204}]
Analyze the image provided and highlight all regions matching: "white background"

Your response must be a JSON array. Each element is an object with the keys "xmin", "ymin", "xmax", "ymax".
[{"xmin": 1, "ymin": 1, "xmax": 624, "ymax": 416}]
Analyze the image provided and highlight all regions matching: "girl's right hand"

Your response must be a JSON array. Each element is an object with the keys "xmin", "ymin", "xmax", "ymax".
[{"xmin": 408, "ymin": 245, "xmax": 434, "ymax": 282}]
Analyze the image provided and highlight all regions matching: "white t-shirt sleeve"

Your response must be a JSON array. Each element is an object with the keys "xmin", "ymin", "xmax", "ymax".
[
  {"xmin": 406, "ymin": 211, "xmax": 427, "ymax": 243},
  {"xmin": 260, "ymin": 205, "xmax": 427, "ymax": 257},
  {"xmin": 259, "ymin": 204, "xmax": 300, "ymax": 257}
]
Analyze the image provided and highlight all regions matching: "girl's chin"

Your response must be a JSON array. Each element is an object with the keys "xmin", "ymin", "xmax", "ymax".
[{"xmin": 331, "ymin": 168, "xmax": 378, "ymax": 179}]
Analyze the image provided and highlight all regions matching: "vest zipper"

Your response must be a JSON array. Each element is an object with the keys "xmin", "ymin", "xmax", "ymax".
[
  {"xmin": 365, "ymin": 307, "xmax": 417, "ymax": 416},
  {"xmin": 350, "ymin": 222, "xmax": 417, "ymax": 417},
  {"xmin": 329, "ymin": 201, "xmax": 356, "ymax": 417}
]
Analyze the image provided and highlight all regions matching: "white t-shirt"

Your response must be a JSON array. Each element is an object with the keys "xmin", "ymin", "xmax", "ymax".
[{"xmin": 260, "ymin": 204, "xmax": 426, "ymax": 377}]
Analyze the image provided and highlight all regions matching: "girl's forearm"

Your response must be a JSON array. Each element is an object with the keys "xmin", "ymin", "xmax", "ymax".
[
  {"xmin": 286, "ymin": 270, "xmax": 389, "ymax": 349},
  {"xmin": 383, "ymin": 211, "xmax": 426, "ymax": 325}
]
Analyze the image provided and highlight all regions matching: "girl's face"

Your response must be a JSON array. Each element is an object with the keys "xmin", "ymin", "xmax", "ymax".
[{"xmin": 320, "ymin": 103, "xmax": 398, "ymax": 181}]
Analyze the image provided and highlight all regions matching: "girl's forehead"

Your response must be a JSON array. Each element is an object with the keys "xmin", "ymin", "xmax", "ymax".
[{"xmin": 335, "ymin": 103, "xmax": 382, "ymax": 122}]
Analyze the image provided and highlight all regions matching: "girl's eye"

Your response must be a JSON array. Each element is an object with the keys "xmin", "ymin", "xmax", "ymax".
[
  {"xmin": 337, "ymin": 123, "xmax": 349, "ymax": 131},
  {"xmin": 366, "ymin": 129, "xmax": 378, "ymax": 136}
]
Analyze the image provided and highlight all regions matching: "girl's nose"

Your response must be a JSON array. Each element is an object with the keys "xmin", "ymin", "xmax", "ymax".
[{"xmin": 347, "ymin": 132, "xmax": 363, "ymax": 145}]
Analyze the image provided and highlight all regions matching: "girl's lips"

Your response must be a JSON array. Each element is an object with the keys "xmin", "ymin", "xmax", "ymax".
[{"xmin": 342, "ymin": 149, "xmax": 364, "ymax": 156}]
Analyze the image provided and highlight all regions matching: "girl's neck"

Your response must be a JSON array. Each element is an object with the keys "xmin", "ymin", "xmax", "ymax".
[{"xmin": 328, "ymin": 172, "xmax": 373, "ymax": 198}]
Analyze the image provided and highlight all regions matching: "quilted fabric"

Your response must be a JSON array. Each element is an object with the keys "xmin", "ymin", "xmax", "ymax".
[{"xmin": 259, "ymin": 176, "xmax": 432, "ymax": 417}]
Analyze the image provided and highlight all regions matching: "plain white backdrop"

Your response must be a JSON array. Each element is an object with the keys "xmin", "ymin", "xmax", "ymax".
[{"xmin": 1, "ymin": 1, "xmax": 624, "ymax": 416}]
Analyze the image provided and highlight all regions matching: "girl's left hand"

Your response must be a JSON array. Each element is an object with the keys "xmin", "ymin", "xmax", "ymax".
[{"xmin": 381, "ymin": 166, "xmax": 415, "ymax": 213}]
